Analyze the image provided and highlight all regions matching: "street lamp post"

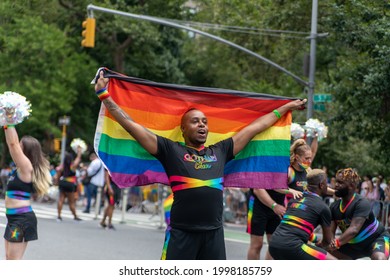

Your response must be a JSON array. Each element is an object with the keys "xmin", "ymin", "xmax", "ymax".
[{"xmin": 58, "ymin": 116, "xmax": 71, "ymax": 165}]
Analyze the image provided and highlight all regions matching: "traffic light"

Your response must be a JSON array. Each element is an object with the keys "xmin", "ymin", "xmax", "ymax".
[
  {"xmin": 81, "ymin": 17, "xmax": 96, "ymax": 48},
  {"xmin": 53, "ymin": 138, "xmax": 61, "ymax": 153}
]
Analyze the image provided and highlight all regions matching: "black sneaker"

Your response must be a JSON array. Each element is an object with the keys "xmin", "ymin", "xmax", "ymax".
[
  {"xmin": 74, "ymin": 217, "xmax": 82, "ymax": 221},
  {"xmin": 82, "ymin": 209, "xmax": 90, "ymax": 213},
  {"xmin": 100, "ymin": 222, "xmax": 107, "ymax": 228}
]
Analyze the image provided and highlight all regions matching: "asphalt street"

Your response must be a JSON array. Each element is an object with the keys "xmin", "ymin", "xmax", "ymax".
[{"xmin": 0, "ymin": 200, "xmax": 258, "ymax": 260}]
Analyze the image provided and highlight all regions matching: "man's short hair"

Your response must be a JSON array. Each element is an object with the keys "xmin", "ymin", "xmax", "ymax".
[
  {"xmin": 307, "ymin": 169, "xmax": 326, "ymax": 187},
  {"xmin": 180, "ymin": 108, "xmax": 199, "ymax": 127}
]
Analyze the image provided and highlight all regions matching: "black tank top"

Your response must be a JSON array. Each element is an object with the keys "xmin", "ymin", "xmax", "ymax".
[
  {"xmin": 288, "ymin": 166, "xmax": 307, "ymax": 192},
  {"xmin": 6, "ymin": 172, "xmax": 35, "ymax": 193}
]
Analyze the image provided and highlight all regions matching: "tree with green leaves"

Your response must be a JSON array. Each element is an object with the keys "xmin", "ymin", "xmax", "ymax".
[
  {"xmin": 0, "ymin": 0, "xmax": 388, "ymax": 178},
  {"xmin": 0, "ymin": 1, "xmax": 97, "ymax": 165},
  {"xmin": 314, "ymin": 1, "xmax": 390, "ymax": 176}
]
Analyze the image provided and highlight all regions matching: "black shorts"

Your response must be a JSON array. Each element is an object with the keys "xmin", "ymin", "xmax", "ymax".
[
  {"xmin": 269, "ymin": 237, "xmax": 328, "ymax": 260},
  {"xmin": 4, "ymin": 211, "xmax": 38, "ymax": 242},
  {"xmin": 58, "ymin": 180, "xmax": 77, "ymax": 193},
  {"xmin": 338, "ymin": 231, "xmax": 390, "ymax": 259},
  {"xmin": 247, "ymin": 201, "xmax": 280, "ymax": 236},
  {"xmin": 161, "ymin": 226, "xmax": 226, "ymax": 260}
]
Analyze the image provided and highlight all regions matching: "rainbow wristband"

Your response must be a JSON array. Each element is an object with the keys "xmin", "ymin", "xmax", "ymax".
[
  {"xmin": 309, "ymin": 233, "xmax": 318, "ymax": 243},
  {"xmin": 335, "ymin": 238, "xmax": 341, "ymax": 249},
  {"xmin": 273, "ymin": 109, "xmax": 281, "ymax": 119},
  {"xmin": 3, "ymin": 125, "xmax": 15, "ymax": 129},
  {"xmin": 96, "ymin": 87, "xmax": 110, "ymax": 101}
]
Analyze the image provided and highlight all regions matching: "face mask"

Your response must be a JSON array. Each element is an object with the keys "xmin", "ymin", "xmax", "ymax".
[
  {"xmin": 298, "ymin": 161, "xmax": 311, "ymax": 170},
  {"xmin": 335, "ymin": 188, "xmax": 349, "ymax": 197}
]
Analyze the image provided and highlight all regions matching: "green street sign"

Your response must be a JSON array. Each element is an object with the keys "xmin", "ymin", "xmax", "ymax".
[
  {"xmin": 314, "ymin": 103, "xmax": 326, "ymax": 112},
  {"xmin": 314, "ymin": 93, "xmax": 332, "ymax": 103}
]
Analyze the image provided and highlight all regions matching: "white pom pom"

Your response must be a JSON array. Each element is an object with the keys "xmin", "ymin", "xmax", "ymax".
[
  {"xmin": 291, "ymin": 123, "xmax": 305, "ymax": 139},
  {"xmin": 304, "ymin": 118, "xmax": 328, "ymax": 141},
  {"xmin": 70, "ymin": 138, "xmax": 87, "ymax": 154},
  {"xmin": 47, "ymin": 186, "xmax": 59, "ymax": 200},
  {"xmin": 0, "ymin": 91, "xmax": 32, "ymax": 125},
  {"xmin": 316, "ymin": 123, "xmax": 328, "ymax": 141}
]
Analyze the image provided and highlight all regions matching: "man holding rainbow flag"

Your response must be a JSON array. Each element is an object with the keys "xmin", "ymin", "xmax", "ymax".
[{"xmin": 92, "ymin": 68, "xmax": 306, "ymax": 260}]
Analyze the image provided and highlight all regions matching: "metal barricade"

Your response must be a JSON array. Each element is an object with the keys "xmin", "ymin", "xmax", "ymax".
[
  {"xmin": 379, "ymin": 201, "xmax": 389, "ymax": 229},
  {"xmin": 223, "ymin": 188, "xmax": 247, "ymax": 224}
]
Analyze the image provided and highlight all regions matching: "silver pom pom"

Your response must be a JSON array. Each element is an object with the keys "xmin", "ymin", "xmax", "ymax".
[
  {"xmin": 0, "ymin": 91, "xmax": 32, "ymax": 125},
  {"xmin": 291, "ymin": 123, "xmax": 305, "ymax": 139}
]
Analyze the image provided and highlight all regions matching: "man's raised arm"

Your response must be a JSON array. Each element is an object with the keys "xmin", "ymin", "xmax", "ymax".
[
  {"xmin": 94, "ymin": 70, "xmax": 158, "ymax": 155},
  {"xmin": 232, "ymin": 99, "xmax": 307, "ymax": 156}
]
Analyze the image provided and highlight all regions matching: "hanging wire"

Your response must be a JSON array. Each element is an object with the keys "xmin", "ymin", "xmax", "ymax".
[{"xmin": 158, "ymin": 18, "xmax": 311, "ymax": 40}]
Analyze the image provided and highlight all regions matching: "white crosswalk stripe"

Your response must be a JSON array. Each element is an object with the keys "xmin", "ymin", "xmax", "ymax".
[
  {"xmin": 0, "ymin": 200, "xmax": 251, "ymax": 244},
  {"xmin": 0, "ymin": 201, "xmax": 96, "ymax": 225}
]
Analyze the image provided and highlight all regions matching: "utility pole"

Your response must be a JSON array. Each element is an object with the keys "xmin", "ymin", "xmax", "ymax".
[{"xmin": 307, "ymin": 0, "xmax": 318, "ymax": 120}]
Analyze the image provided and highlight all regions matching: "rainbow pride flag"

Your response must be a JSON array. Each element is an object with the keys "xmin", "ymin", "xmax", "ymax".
[{"xmin": 94, "ymin": 68, "xmax": 296, "ymax": 189}]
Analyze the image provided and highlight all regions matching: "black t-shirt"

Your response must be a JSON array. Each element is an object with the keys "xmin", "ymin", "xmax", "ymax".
[
  {"xmin": 155, "ymin": 136, "xmax": 234, "ymax": 231},
  {"xmin": 330, "ymin": 193, "xmax": 384, "ymax": 244},
  {"xmin": 271, "ymin": 192, "xmax": 331, "ymax": 246}
]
